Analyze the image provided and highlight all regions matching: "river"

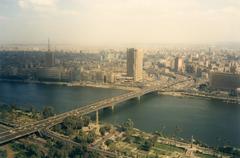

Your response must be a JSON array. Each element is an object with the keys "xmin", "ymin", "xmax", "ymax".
[{"xmin": 0, "ymin": 81, "xmax": 239, "ymax": 147}]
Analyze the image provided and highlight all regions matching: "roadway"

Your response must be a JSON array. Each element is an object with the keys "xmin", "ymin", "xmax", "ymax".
[{"xmin": 0, "ymin": 79, "xmax": 191, "ymax": 145}]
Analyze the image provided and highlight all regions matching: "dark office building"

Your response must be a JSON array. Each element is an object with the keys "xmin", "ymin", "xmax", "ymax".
[{"xmin": 209, "ymin": 72, "xmax": 240, "ymax": 91}]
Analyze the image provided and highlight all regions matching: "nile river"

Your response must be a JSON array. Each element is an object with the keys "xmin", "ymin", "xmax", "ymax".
[{"xmin": 0, "ymin": 81, "xmax": 239, "ymax": 147}]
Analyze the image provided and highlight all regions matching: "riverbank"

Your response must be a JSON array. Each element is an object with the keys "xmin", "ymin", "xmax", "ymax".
[
  {"xmin": 1, "ymin": 117, "xmax": 234, "ymax": 158},
  {"xmin": 158, "ymin": 91, "xmax": 240, "ymax": 104},
  {"xmin": 2, "ymin": 78, "xmax": 239, "ymax": 104},
  {"xmin": 0, "ymin": 79, "xmax": 137, "ymax": 91}
]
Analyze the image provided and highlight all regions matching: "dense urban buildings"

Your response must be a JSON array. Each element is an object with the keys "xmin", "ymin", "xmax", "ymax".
[
  {"xmin": 0, "ymin": 45, "xmax": 240, "ymax": 157},
  {"xmin": 0, "ymin": 46, "xmax": 240, "ymax": 87},
  {"xmin": 45, "ymin": 52, "xmax": 55, "ymax": 67}
]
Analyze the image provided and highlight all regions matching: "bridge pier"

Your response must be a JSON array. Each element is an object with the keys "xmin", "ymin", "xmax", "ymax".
[
  {"xmin": 111, "ymin": 105, "xmax": 114, "ymax": 111},
  {"xmin": 137, "ymin": 96, "xmax": 141, "ymax": 101},
  {"xmin": 95, "ymin": 110, "xmax": 100, "ymax": 135},
  {"xmin": 96, "ymin": 110, "xmax": 99, "ymax": 126}
]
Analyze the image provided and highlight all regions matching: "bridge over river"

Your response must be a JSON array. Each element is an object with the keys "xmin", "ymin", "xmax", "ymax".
[{"xmin": 0, "ymin": 79, "xmax": 190, "ymax": 145}]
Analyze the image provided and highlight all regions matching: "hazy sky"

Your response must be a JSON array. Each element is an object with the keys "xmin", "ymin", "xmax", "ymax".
[{"xmin": 0, "ymin": 0, "xmax": 240, "ymax": 45}]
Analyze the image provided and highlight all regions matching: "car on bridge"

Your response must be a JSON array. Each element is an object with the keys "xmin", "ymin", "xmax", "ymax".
[{"xmin": 91, "ymin": 105, "xmax": 97, "ymax": 109}]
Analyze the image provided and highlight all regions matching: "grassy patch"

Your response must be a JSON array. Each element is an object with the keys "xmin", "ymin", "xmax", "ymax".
[
  {"xmin": 154, "ymin": 143, "xmax": 185, "ymax": 153},
  {"xmin": 195, "ymin": 152, "xmax": 216, "ymax": 158}
]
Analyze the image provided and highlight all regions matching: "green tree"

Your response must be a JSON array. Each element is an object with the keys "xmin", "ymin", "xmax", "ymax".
[
  {"xmin": 87, "ymin": 131, "xmax": 96, "ymax": 144},
  {"xmin": 14, "ymin": 152, "xmax": 27, "ymax": 158},
  {"xmin": 62, "ymin": 116, "xmax": 86, "ymax": 135},
  {"xmin": 62, "ymin": 116, "xmax": 84, "ymax": 135},
  {"xmin": 47, "ymin": 141, "xmax": 73, "ymax": 158},
  {"xmin": 0, "ymin": 148, "xmax": 7, "ymax": 158},
  {"xmin": 83, "ymin": 116, "xmax": 91, "ymax": 126},
  {"xmin": 42, "ymin": 106, "xmax": 54, "ymax": 119},
  {"xmin": 99, "ymin": 126, "xmax": 106, "ymax": 136},
  {"xmin": 13, "ymin": 143, "xmax": 43, "ymax": 158},
  {"xmin": 99, "ymin": 124, "xmax": 112, "ymax": 136},
  {"xmin": 105, "ymin": 139, "xmax": 114, "ymax": 146},
  {"xmin": 74, "ymin": 135, "xmax": 86, "ymax": 144},
  {"xmin": 63, "ymin": 117, "xmax": 75, "ymax": 129},
  {"xmin": 69, "ymin": 146, "xmax": 87, "ymax": 158},
  {"xmin": 25, "ymin": 144, "xmax": 42, "ymax": 157},
  {"xmin": 76, "ymin": 118, "xmax": 84, "ymax": 129},
  {"xmin": 122, "ymin": 119, "xmax": 134, "ymax": 132},
  {"xmin": 141, "ymin": 140, "xmax": 153, "ymax": 151}
]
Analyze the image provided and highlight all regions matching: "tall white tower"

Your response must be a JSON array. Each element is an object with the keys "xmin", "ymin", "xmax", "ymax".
[{"xmin": 45, "ymin": 38, "xmax": 55, "ymax": 67}]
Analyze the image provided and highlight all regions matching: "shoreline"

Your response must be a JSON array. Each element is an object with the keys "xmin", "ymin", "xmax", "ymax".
[
  {"xmin": 0, "ymin": 79, "xmax": 137, "ymax": 91},
  {"xmin": 158, "ymin": 91, "xmax": 240, "ymax": 104},
  {"xmin": 0, "ymin": 120, "xmax": 235, "ymax": 157},
  {"xmin": 0, "ymin": 79, "xmax": 239, "ymax": 104}
]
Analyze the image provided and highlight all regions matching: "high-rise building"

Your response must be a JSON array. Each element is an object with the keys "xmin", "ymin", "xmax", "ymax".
[
  {"xmin": 174, "ymin": 56, "xmax": 183, "ymax": 72},
  {"xmin": 209, "ymin": 72, "xmax": 240, "ymax": 91},
  {"xmin": 45, "ymin": 39, "xmax": 55, "ymax": 67},
  {"xmin": 230, "ymin": 62, "xmax": 237, "ymax": 73},
  {"xmin": 127, "ymin": 48, "xmax": 143, "ymax": 81}
]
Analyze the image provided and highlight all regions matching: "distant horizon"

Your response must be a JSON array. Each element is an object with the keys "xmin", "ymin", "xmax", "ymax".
[
  {"xmin": 1, "ymin": 41, "xmax": 240, "ymax": 50},
  {"xmin": 1, "ymin": 0, "xmax": 240, "ymax": 46},
  {"xmin": 1, "ymin": 40, "xmax": 240, "ymax": 48}
]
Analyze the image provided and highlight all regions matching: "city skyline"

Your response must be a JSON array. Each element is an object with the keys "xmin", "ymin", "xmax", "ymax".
[
  {"xmin": 1, "ymin": 0, "xmax": 240, "ymax": 46},
  {"xmin": 0, "ymin": 1, "xmax": 240, "ymax": 157}
]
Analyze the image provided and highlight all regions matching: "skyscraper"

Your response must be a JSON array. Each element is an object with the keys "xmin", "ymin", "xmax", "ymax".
[
  {"xmin": 127, "ymin": 48, "xmax": 143, "ymax": 81},
  {"xmin": 45, "ymin": 38, "xmax": 55, "ymax": 67},
  {"xmin": 174, "ymin": 56, "xmax": 183, "ymax": 72}
]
